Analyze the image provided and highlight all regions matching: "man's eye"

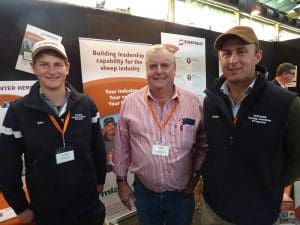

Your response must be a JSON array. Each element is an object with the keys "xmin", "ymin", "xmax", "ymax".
[
  {"xmin": 238, "ymin": 50, "xmax": 247, "ymax": 54},
  {"xmin": 149, "ymin": 65, "xmax": 157, "ymax": 69},
  {"xmin": 222, "ymin": 53, "xmax": 230, "ymax": 58},
  {"xmin": 162, "ymin": 64, "xmax": 170, "ymax": 69}
]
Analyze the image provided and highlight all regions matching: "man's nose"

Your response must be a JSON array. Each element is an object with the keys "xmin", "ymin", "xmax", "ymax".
[
  {"xmin": 157, "ymin": 65, "xmax": 163, "ymax": 73},
  {"xmin": 228, "ymin": 53, "xmax": 238, "ymax": 63},
  {"xmin": 48, "ymin": 65, "xmax": 57, "ymax": 74}
]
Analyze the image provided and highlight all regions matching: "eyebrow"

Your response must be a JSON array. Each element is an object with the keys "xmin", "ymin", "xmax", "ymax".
[{"xmin": 221, "ymin": 46, "xmax": 249, "ymax": 51}]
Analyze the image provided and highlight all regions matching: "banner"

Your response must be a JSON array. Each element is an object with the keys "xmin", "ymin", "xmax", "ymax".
[
  {"xmin": 161, "ymin": 32, "xmax": 206, "ymax": 102},
  {"xmin": 15, "ymin": 24, "xmax": 62, "ymax": 75},
  {"xmin": 79, "ymin": 38, "xmax": 150, "ymax": 117},
  {"xmin": 79, "ymin": 38, "xmax": 150, "ymax": 222},
  {"xmin": 0, "ymin": 80, "xmax": 36, "ymax": 133}
]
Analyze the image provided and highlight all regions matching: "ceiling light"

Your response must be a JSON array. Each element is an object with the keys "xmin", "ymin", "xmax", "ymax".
[
  {"xmin": 250, "ymin": 4, "xmax": 262, "ymax": 16},
  {"xmin": 251, "ymin": 7, "xmax": 260, "ymax": 16},
  {"xmin": 250, "ymin": 4, "xmax": 267, "ymax": 16}
]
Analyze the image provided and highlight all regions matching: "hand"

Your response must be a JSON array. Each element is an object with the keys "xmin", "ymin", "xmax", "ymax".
[
  {"xmin": 97, "ymin": 184, "xmax": 104, "ymax": 193},
  {"xmin": 17, "ymin": 208, "xmax": 34, "ymax": 224},
  {"xmin": 118, "ymin": 182, "xmax": 135, "ymax": 210}
]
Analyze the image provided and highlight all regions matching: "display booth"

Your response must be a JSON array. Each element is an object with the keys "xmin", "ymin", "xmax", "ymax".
[{"xmin": 0, "ymin": 0, "xmax": 299, "ymax": 224}]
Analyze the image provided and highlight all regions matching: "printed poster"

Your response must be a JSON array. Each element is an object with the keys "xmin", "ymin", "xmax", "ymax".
[
  {"xmin": 0, "ymin": 80, "xmax": 36, "ymax": 133},
  {"xmin": 79, "ymin": 38, "xmax": 150, "ymax": 117},
  {"xmin": 0, "ymin": 207, "xmax": 17, "ymax": 222},
  {"xmin": 15, "ymin": 24, "xmax": 62, "ymax": 74},
  {"xmin": 161, "ymin": 32, "xmax": 206, "ymax": 102},
  {"xmin": 79, "ymin": 37, "xmax": 150, "ymax": 222}
]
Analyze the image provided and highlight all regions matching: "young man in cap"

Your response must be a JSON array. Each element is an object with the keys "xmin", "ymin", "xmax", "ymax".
[
  {"xmin": 273, "ymin": 62, "xmax": 297, "ymax": 89},
  {"xmin": 201, "ymin": 26, "xmax": 300, "ymax": 224},
  {"xmin": 0, "ymin": 40, "xmax": 107, "ymax": 225}
]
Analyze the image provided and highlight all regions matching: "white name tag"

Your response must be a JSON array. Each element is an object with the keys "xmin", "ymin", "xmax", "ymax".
[
  {"xmin": 152, "ymin": 144, "xmax": 169, "ymax": 156},
  {"xmin": 56, "ymin": 150, "xmax": 75, "ymax": 164}
]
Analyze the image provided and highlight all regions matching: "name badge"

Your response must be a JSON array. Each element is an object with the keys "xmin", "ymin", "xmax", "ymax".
[
  {"xmin": 152, "ymin": 144, "xmax": 169, "ymax": 157},
  {"xmin": 55, "ymin": 146, "xmax": 75, "ymax": 164}
]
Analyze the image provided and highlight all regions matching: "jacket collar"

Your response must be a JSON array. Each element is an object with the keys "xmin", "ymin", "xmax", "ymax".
[
  {"xmin": 23, "ymin": 81, "xmax": 80, "ymax": 114},
  {"xmin": 204, "ymin": 65, "xmax": 268, "ymax": 126}
]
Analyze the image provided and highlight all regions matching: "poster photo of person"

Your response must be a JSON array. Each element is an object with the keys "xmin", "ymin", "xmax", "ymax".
[{"xmin": 101, "ymin": 115, "xmax": 118, "ymax": 172}]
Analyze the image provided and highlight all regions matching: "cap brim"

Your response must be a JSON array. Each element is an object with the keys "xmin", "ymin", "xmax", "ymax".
[
  {"xmin": 32, "ymin": 46, "xmax": 68, "ymax": 60},
  {"xmin": 214, "ymin": 33, "xmax": 255, "ymax": 50},
  {"xmin": 104, "ymin": 120, "xmax": 115, "ymax": 126}
]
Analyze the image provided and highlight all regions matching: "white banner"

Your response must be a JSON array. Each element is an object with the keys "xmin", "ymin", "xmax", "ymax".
[
  {"xmin": 161, "ymin": 32, "xmax": 206, "ymax": 102},
  {"xmin": 79, "ymin": 38, "xmax": 150, "ymax": 118},
  {"xmin": 0, "ymin": 80, "xmax": 36, "ymax": 133},
  {"xmin": 79, "ymin": 38, "xmax": 151, "ymax": 223}
]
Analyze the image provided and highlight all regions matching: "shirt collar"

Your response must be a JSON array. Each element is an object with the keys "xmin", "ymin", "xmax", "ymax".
[
  {"xmin": 220, "ymin": 79, "xmax": 255, "ymax": 97},
  {"xmin": 40, "ymin": 87, "xmax": 71, "ymax": 101},
  {"xmin": 40, "ymin": 87, "xmax": 71, "ymax": 116},
  {"xmin": 146, "ymin": 85, "xmax": 179, "ymax": 101}
]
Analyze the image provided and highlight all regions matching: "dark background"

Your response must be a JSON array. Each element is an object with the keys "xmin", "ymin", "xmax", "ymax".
[{"xmin": 0, "ymin": 0, "xmax": 299, "ymax": 94}]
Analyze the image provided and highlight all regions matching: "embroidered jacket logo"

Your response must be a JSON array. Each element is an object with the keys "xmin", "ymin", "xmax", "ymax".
[
  {"xmin": 72, "ymin": 113, "xmax": 86, "ymax": 121},
  {"xmin": 248, "ymin": 114, "xmax": 271, "ymax": 124}
]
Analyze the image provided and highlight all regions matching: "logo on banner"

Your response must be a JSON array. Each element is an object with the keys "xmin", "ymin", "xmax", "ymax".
[{"xmin": 178, "ymin": 39, "xmax": 204, "ymax": 46}]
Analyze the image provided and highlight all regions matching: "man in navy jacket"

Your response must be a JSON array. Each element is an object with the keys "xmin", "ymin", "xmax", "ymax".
[
  {"xmin": 0, "ymin": 40, "xmax": 106, "ymax": 225},
  {"xmin": 200, "ymin": 26, "xmax": 300, "ymax": 225}
]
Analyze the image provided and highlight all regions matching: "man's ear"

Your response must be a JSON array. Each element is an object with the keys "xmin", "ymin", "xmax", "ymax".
[
  {"xmin": 30, "ymin": 61, "xmax": 36, "ymax": 75},
  {"xmin": 255, "ymin": 49, "xmax": 263, "ymax": 64},
  {"xmin": 66, "ymin": 62, "xmax": 70, "ymax": 76}
]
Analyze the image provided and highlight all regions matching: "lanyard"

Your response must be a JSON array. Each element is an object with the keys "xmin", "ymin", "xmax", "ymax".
[
  {"xmin": 145, "ymin": 90, "xmax": 179, "ymax": 140},
  {"xmin": 233, "ymin": 116, "xmax": 238, "ymax": 126},
  {"xmin": 48, "ymin": 111, "xmax": 71, "ymax": 147}
]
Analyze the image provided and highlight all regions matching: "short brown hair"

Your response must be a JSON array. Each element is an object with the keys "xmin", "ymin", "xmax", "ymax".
[
  {"xmin": 275, "ymin": 63, "xmax": 296, "ymax": 77},
  {"xmin": 31, "ymin": 49, "xmax": 69, "ymax": 66}
]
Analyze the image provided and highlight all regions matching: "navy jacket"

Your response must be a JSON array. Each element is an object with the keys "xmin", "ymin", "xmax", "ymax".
[
  {"xmin": 202, "ymin": 67, "xmax": 300, "ymax": 224},
  {"xmin": 0, "ymin": 81, "xmax": 106, "ymax": 213}
]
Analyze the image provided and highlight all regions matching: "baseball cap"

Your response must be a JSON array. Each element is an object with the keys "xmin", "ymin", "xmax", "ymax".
[
  {"xmin": 31, "ymin": 39, "xmax": 68, "ymax": 60},
  {"xmin": 214, "ymin": 26, "xmax": 259, "ymax": 50},
  {"xmin": 104, "ymin": 117, "xmax": 115, "ymax": 126}
]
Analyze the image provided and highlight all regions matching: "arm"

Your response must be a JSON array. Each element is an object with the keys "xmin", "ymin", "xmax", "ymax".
[
  {"xmin": 0, "ymin": 106, "xmax": 30, "ymax": 214},
  {"xmin": 283, "ymin": 97, "xmax": 300, "ymax": 186},
  {"xmin": 192, "ymin": 107, "xmax": 208, "ymax": 171},
  {"xmin": 112, "ymin": 100, "xmax": 134, "ymax": 208},
  {"xmin": 89, "ymin": 101, "xmax": 106, "ymax": 186},
  {"xmin": 185, "ymin": 104, "xmax": 208, "ymax": 194},
  {"xmin": 117, "ymin": 182, "xmax": 135, "ymax": 210},
  {"xmin": 112, "ymin": 100, "xmax": 131, "ymax": 178}
]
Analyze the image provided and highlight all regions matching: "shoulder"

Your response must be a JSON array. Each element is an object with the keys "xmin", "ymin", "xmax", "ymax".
[
  {"xmin": 265, "ymin": 81, "xmax": 296, "ymax": 101},
  {"xmin": 177, "ymin": 86, "xmax": 201, "ymax": 104},
  {"xmin": 289, "ymin": 97, "xmax": 300, "ymax": 115},
  {"xmin": 122, "ymin": 86, "xmax": 146, "ymax": 103},
  {"xmin": 69, "ymin": 85, "xmax": 94, "ymax": 105},
  {"xmin": 8, "ymin": 96, "xmax": 27, "ymax": 111},
  {"xmin": 74, "ymin": 91, "xmax": 92, "ymax": 102}
]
